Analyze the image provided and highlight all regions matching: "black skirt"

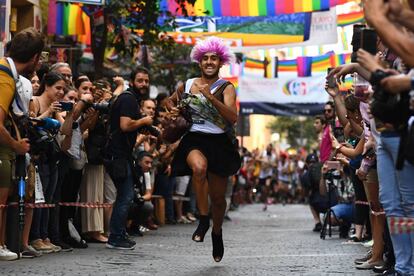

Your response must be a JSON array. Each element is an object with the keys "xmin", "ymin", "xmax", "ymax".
[{"xmin": 171, "ymin": 132, "xmax": 241, "ymax": 177}]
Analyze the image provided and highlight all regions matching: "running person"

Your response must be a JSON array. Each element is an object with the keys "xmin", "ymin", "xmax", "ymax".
[{"xmin": 166, "ymin": 37, "xmax": 241, "ymax": 262}]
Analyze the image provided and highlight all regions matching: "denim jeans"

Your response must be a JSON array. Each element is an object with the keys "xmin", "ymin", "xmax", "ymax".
[
  {"xmin": 30, "ymin": 162, "xmax": 59, "ymax": 241},
  {"xmin": 154, "ymin": 173, "xmax": 174, "ymax": 221},
  {"xmin": 377, "ymin": 135, "xmax": 414, "ymax": 275},
  {"xmin": 109, "ymin": 165, "xmax": 134, "ymax": 241}
]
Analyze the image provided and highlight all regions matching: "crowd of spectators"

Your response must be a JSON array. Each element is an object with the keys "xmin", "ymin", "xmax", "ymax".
[{"xmin": 0, "ymin": 29, "xmax": 202, "ymax": 259}]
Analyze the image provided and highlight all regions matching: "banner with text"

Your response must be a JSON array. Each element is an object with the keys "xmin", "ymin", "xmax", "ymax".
[{"xmin": 238, "ymin": 73, "xmax": 329, "ymax": 116}]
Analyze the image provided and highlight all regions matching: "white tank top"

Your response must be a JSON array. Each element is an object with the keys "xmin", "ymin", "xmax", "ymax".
[{"xmin": 185, "ymin": 78, "xmax": 225, "ymax": 134}]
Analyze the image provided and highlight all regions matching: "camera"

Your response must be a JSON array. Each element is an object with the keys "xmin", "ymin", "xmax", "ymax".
[
  {"xmin": 139, "ymin": 125, "xmax": 160, "ymax": 138},
  {"xmin": 91, "ymin": 102, "xmax": 111, "ymax": 113},
  {"xmin": 323, "ymin": 169, "xmax": 341, "ymax": 181},
  {"xmin": 16, "ymin": 116, "xmax": 61, "ymax": 156}
]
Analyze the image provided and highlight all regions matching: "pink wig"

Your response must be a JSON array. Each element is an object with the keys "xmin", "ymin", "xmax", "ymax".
[{"xmin": 190, "ymin": 37, "xmax": 236, "ymax": 65}]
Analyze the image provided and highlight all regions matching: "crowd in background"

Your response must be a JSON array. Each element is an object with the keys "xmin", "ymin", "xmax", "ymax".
[{"xmin": 1, "ymin": 1, "xmax": 414, "ymax": 275}]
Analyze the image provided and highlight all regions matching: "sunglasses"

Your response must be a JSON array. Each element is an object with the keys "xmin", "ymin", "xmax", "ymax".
[{"xmin": 324, "ymin": 109, "xmax": 333, "ymax": 112}]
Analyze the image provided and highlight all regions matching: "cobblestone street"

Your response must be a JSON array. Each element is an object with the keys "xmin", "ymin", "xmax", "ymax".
[{"xmin": 1, "ymin": 204, "xmax": 375, "ymax": 276}]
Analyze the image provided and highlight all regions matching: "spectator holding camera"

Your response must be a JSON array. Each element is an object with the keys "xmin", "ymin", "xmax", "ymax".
[
  {"xmin": 0, "ymin": 28, "xmax": 44, "ymax": 260},
  {"xmin": 127, "ymin": 151, "xmax": 155, "ymax": 236},
  {"xmin": 29, "ymin": 71, "xmax": 66, "ymax": 254},
  {"xmin": 80, "ymin": 80, "xmax": 109, "ymax": 243},
  {"xmin": 105, "ymin": 66, "xmax": 153, "ymax": 250}
]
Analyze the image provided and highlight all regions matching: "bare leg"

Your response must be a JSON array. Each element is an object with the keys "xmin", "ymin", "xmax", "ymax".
[
  {"xmin": 186, "ymin": 150, "xmax": 209, "ymax": 216},
  {"xmin": 208, "ymin": 172, "xmax": 228, "ymax": 234},
  {"xmin": 363, "ymin": 179, "xmax": 384, "ymax": 262},
  {"xmin": 22, "ymin": 208, "xmax": 33, "ymax": 248},
  {"xmin": 310, "ymin": 206, "xmax": 321, "ymax": 224},
  {"xmin": 104, "ymin": 207, "xmax": 112, "ymax": 236},
  {"xmin": 0, "ymin": 188, "xmax": 9, "ymax": 246},
  {"xmin": 175, "ymin": 200, "xmax": 183, "ymax": 221}
]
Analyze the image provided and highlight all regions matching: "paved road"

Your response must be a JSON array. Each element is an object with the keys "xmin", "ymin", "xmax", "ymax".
[{"xmin": 1, "ymin": 204, "xmax": 375, "ymax": 276}]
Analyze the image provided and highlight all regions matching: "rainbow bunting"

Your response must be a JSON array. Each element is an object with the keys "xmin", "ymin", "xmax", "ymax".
[
  {"xmin": 337, "ymin": 11, "xmax": 364, "ymax": 27},
  {"xmin": 47, "ymin": 0, "xmax": 91, "ymax": 44},
  {"xmin": 244, "ymin": 57, "xmax": 265, "ymax": 69},
  {"xmin": 311, "ymin": 52, "xmax": 333, "ymax": 72},
  {"xmin": 297, "ymin": 56, "xmax": 312, "ymax": 77},
  {"xmin": 160, "ymin": 0, "xmax": 353, "ymax": 16},
  {"xmin": 278, "ymin": 59, "xmax": 297, "ymax": 72},
  {"xmin": 330, "ymin": 53, "xmax": 351, "ymax": 67}
]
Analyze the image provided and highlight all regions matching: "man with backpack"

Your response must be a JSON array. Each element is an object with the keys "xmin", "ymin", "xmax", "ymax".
[
  {"xmin": 105, "ymin": 66, "xmax": 154, "ymax": 250},
  {"xmin": 0, "ymin": 27, "xmax": 44, "ymax": 260}
]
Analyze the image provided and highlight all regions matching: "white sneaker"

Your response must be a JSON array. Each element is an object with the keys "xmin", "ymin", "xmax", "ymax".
[
  {"xmin": 0, "ymin": 245, "xmax": 18, "ymax": 261},
  {"xmin": 362, "ymin": 239, "xmax": 374, "ymax": 248}
]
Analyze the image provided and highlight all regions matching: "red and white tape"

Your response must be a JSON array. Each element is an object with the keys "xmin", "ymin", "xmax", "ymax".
[
  {"xmin": 389, "ymin": 217, "xmax": 414, "ymax": 234},
  {"xmin": 0, "ymin": 202, "xmax": 113, "ymax": 209}
]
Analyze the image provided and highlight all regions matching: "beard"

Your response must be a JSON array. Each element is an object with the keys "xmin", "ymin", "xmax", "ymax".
[{"xmin": 133, "ymin": 85, "xmax": 150, "ymax": 100}]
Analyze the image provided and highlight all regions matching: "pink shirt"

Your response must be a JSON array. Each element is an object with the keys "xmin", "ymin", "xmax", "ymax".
[{"xmin": 320, "ymin": 125, "xmax": 332, "ymax": 163}]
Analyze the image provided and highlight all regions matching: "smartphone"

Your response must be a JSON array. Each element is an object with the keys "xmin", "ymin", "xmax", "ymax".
[
  {"xmin": 327, "ymin": 67, "xmax": 336, "ymax": 88},
  {"xmin": 59, "ymin": 101, "xmax": 74, "ymax": 112},
  {"xmin": 351, "ymin": 24, "xmax": 365, "ymax": 62},
  {"xmin": 361, "ymin": 28, "xmax": 377, "ymax": 55},
  {"xmin": 326, "ymin": 161, "xmax": 341, "ymax": 170},
  {"xmin": 333, "ymin": 127, "xmax": 345, "ymax": 143}
]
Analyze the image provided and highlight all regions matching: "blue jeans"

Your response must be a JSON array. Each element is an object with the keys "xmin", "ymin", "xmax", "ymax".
[
  {"xmin": 154, "ymin": 173, "xmax": 174, "ymax": 221},
  {"xmin": 31, "ymin": 162, "xmax": 58, "ymax": 241},
  {"xmin": 377, "ymin": 135, "xmax": 414, "ymax": 275},
  {"xmin": 109, "ymin": 165, "xmax": 134, "ymax": 241}
]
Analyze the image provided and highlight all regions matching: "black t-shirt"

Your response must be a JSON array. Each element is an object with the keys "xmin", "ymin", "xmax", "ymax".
[{"xmin": 107, "ymin": 90, "xmax": 141, "ymax": 158}]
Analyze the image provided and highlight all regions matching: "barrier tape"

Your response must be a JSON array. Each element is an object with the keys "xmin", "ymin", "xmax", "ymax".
[
  {"xmin": 0, "ymin": 202, "xmax": 113, "ymax": 209},
  {"xmin": 355, "ymin": 200, "xmax": 369, "ymax": 206},
  {"xmin": 389, "ymin": 217, "xmax": 414, "ymax": 234}
]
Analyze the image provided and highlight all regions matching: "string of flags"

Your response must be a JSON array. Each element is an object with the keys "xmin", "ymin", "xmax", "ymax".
[{"xmin": 243, "ymin": 51, "xmax": 352, "ymax": 78}]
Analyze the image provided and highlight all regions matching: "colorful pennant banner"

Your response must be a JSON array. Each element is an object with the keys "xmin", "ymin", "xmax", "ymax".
[
  {"xmin": 243, "ymin": 52, "xmax": 352, "ymax": 78},
  {"xmin": 337, "ymin": 11, "xmax": 364, "ymax": 27},
  {"xmin": 161, "ymin": 0, "xmax": 353, "ymax": 16}
]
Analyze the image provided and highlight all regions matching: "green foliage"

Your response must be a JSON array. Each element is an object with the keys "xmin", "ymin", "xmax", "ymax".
[
  {"xmin": 150, "ymin": 43, "xmax": 199, "ymax": 93},
  {"xmin": 268, "ymin": 116, "xmax": 318, "ymax": 150}
]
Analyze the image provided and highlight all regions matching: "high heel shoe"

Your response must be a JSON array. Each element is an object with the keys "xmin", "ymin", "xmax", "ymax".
[
  {"xmin": 192, "ymin": 215, "xmax": 210, "ymax": 242},
  {"xmin": 211, "ymin": 230, "xmax": 224, "ymax": 262}
]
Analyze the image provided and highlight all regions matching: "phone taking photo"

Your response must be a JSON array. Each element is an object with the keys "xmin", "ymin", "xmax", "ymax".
[
  {"xmin": 59, "ymin": 101, "xmax": 74, "ymax": 112},
  {"xmin": 333, "ymin": 126, "xmax": 345, "ymax": 143},
  {"xmin": 327, "ymin": 67, "xmax": 336, "ymax": 88},
  {"xmin": 361, "ymin": 28, "xmax": 377, "ymax": 56}
]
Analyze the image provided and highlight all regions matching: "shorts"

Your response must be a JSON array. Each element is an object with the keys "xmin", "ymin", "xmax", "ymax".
[
  {"xmin": 332, "ymin": 203, "xmax": 355, "ymax": 223},
  {"xmin": 175, "ymin": 176, "xmax": 190, "ymax": 196},
  {"xmin": 0, "ymin": 159, "xmax": 14, "ymax": 188}
]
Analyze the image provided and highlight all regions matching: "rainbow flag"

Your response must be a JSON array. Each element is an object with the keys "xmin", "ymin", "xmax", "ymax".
[
  {"xmin": 330, "ymin": 53, "xmax": 351, "ymax": 67},
  {"xmin": 311, "ymin": 52, "xmax": 333, "ymax": 72},
  {"xmin": 244, "ymin": 57, "xmax": 265, "ymax": 69},
  {"xmin": 161, "ymin": 0, "xmax": 353, "ymax": 16},
  {"xmin": 297, "ymin": 56, "xmax": 312, "ymax": 77},
  {"xmin": 337, "ymin": 11, "xmax": 364, "ymax": 27},
  {"xmin": 278, "ymin": 59, "xmax": 297, "ymax": 72},
  {"xmin": 47, "ymin": 0, "xmax": 91, "ymax": 44}
]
